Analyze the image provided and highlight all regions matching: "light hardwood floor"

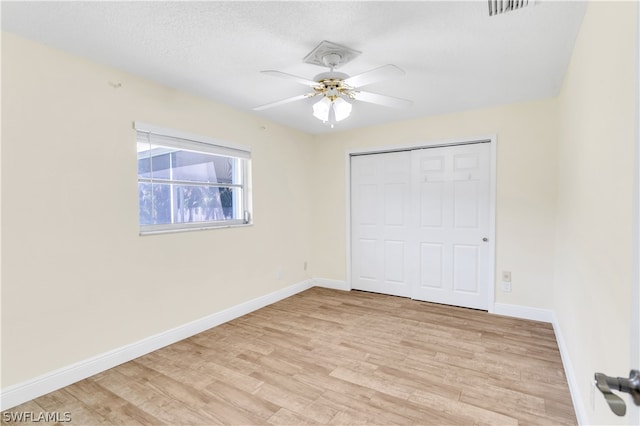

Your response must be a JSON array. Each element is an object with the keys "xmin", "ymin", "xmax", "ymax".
[{"xmin": 2, "ymin": 288, "xmax": 576, "ymax": 425}]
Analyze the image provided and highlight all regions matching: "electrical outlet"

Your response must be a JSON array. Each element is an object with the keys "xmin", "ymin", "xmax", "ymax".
[
  {"xmin": 502, "ymin": 281, "xmax": 512, "ymax": 292},
  {"xmin": 502, "ymin": 271, "xmax": 512, "ymax": 282},
  {"xmin": 277, "ymin": 269, "xmax": 283, "ymax": 280},
  {"xmin": 304, "ymin": 261, "xmax": 308, "ymax": 271}
]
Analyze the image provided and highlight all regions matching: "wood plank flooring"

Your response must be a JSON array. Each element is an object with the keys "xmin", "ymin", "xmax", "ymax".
[{"xmin": 1, "ymin": 288, "xmax": 576, "ymax": 425}]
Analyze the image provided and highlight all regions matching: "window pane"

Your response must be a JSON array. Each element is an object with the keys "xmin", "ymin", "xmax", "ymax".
[
  {"xmin": 173, "ymin": 185, "xmax": 239, "ymax": 223},
  {"xmin": 138, "ymin": 182, "xmax": 172, "ymax": 225},
  {"xmin": 138, "ymin": 145, "xmax": 237, "ymax": 185},
  {"xmin": 140, "ymin": 183, "xmax": 241, "ymax": 226},
  {"xmin": 137, "ymin": 144, "xmax": 172, "ymax": 180},
  {"xmin": 172, "ymin": 151, "xmax": 235, "ymax": 184}
]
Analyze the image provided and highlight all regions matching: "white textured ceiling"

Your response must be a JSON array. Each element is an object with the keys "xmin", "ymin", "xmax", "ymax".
[{"xmin": 1, "ymin": 1, "xmax": 587, "ymax": 135}]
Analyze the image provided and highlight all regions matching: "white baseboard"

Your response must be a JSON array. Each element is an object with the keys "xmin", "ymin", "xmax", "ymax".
[
  {"xmin": 492, "ymin": 302, "xmax": 554, "ymax": 323},
  {"xmin": 0, "ymin": 279, "xmax": 315, "ymax": 411},
  {"xmin": 492, "ymin": 303, "xmax": 586, "ymax": 425},
  {"xmin": 551, "ymin": 312, "xmax": 588, "ymax": 426},
  {"xmin": 313, "ymin": 278, "xmax": 350, "ymax": 291}
]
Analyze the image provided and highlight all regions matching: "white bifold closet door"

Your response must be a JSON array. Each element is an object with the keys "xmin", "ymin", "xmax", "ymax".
[
  {"xmin": 350, "ymin": 142, "xmax": 491, "ymax": 310},
  {"xmin": 350, "ymin": 151, "xmax": 414, "ymax": 297}
]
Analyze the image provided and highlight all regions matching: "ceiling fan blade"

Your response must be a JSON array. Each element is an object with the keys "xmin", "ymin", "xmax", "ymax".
[
  {"xmin": 343, "ymin": 64, "xmax": 405, "ymax": 88},
  {"xmin": 352, "ymin": 91, "xmax": 413, "ymax": 109},
  {"xmin": 252, "ymin": 93, "xmax": 312, "ymax": 111},
  {"xmin": 261, "ymin": 70, "xmax": 319, "ymax": 87}
]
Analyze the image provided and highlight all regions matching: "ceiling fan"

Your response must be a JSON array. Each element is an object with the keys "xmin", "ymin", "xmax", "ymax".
[{"xmin": 253, "ymin": 41, "xmax": 412, "ymax": 128}]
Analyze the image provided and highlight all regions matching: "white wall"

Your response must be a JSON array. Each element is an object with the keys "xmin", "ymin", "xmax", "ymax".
[
  {"xmin": 554, "ymin": 2, "xmax": 638, "ymax": 424},
  {"xmin": 310, "ymin": 99, "xmax": 560, "ymax": 310},
  {"xmin": 1, "ymin": 32, "xmax": 315, "ymax": 388}
]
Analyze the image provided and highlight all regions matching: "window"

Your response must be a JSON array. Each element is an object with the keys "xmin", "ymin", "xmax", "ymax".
[{"xmin": 135, "ymin": 122, "xmax": 251, "ymax": 234}]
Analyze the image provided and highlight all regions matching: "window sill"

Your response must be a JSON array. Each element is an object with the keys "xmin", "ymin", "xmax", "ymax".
[{"xmin": 139, "ymin": 222, "xmax": 252, "ymax": 236}]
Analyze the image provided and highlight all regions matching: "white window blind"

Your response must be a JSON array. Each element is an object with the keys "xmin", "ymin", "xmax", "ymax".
[{"xmin": 135, "ymin": 122, "xmax": 251, "ymax": 159}]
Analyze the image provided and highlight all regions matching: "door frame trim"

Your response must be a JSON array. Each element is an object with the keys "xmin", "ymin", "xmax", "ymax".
[
  {"xmin": 631, "ymin": 4, "xmax": 640, "ymax": 424},
  {"xmin": 345, "ymin": 134, "xmax": 497, "ymax": 312}
]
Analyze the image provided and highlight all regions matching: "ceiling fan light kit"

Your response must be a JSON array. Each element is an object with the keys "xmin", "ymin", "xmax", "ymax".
[
  {"xmin": 313, "ymin": 96, "xmax": 352, "ymax": 127},
  {"xmin": 253, "ymin": 40, "xmax": 412, "ymax": 129}
]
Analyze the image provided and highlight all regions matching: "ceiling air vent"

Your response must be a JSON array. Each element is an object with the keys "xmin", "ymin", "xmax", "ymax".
[{"xmin": 488, "ymin": 0, "xmax": 534, "ymax": 17}]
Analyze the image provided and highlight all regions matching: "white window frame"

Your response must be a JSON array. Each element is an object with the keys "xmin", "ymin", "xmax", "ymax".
[{"xmin": 135, "ymin": 122, "xmax": 252, "ymax": 235}]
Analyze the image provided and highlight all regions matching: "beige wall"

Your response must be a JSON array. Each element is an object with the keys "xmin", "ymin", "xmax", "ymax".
[
  {"xmin": 310, "ymin": 99, "xmax": 560, "ymax": 309},
  {"xmin": 1, "ymin": 33, "xmax": 314, "ymax": 387},
  {"xmin": 554, "ymin": 2, "xmax": 637, "ymax": 424}
]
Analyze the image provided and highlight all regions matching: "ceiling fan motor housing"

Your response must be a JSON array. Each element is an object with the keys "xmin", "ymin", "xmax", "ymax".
[
  {"xmin": 312, "ymin": 71, "xmax": 354, "ymax": 101},
  {"xmin": 313, "ymin": 71, "xmax": 350, "ymax": 82}
]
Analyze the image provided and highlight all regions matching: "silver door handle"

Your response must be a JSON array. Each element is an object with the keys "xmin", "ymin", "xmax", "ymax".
[{"xmin": 594, "ymin": 369, "xmax": 640, "ymax": 416}]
